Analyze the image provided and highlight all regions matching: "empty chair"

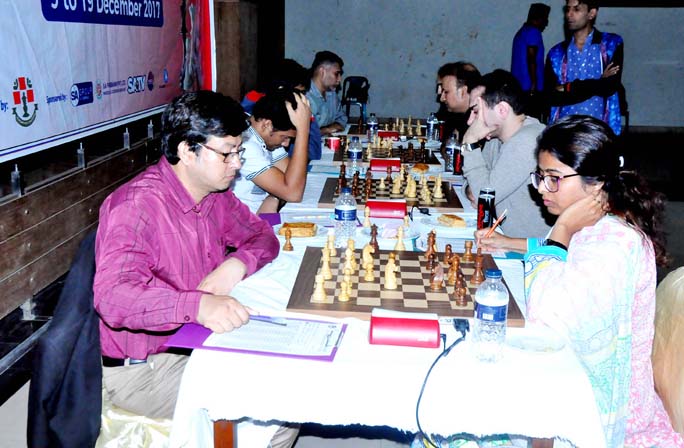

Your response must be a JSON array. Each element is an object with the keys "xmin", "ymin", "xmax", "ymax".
[{"xmin": 341, "ymin": 76, "xmax": 370, "ymax": 122}]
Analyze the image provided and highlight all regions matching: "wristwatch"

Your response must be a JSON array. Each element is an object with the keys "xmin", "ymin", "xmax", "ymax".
[
  {"xmin": 461, "ymin": 142, "xmax": 481, "ymax": 152},
  {"xmin": 543, "ymin": 238, "xmax": 568, "ymax": 251}
]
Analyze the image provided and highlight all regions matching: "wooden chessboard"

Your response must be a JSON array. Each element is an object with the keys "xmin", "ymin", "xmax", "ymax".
[
  {"xmin": 287, "ymin": 247, "xmax": 524, "ymax": 326},
  {"xmin": 318, "ymin": 177, "xmax": 463, "ymax": 212},
  {"xmin": 332, "ymin": 145, "xmax": 440, "ymax": 165}
]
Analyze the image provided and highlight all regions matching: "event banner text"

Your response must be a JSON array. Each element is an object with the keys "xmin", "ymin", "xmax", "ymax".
[{"xmin": 42, "ymin": 0, "xmax": 163, "ymax": 27}]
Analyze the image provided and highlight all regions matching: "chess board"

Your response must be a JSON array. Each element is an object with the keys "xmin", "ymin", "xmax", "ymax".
[
  {"xmin": 318, "ymin": 177, "xmax": 463, "ymax": 212},
  {"xmin": 287, "ymin": 247, "xmax": 524, "ymax": 326},
  {"xmin": 332, "ymin": 145, "xmax": 440, "ymax": 165}
]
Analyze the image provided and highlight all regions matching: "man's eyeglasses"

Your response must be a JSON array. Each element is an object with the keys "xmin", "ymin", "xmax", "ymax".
[
  {"xmin": 530, "ymin": 171, "xmax": 581, "ymax": 193},
  {"xmin": 198, "ymin": 143, "xmax": 246, "ymax": 163}
]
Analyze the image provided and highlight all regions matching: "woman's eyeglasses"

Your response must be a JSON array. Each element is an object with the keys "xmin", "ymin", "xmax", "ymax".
[{"xmin": 530, "ymin": 171, "xmax": 581, "ymax": 193}]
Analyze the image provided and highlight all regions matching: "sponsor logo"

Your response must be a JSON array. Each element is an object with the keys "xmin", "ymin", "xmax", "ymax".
[
  {"xmin": 0, "ymin": 99, "xmax": 8, "ymax": 113},
  {"xmin": 95, "ymin": 80, "xmax": 103, "ymax": 99},
  {"xmin": 147, "ymin": 71, "xmax": 154, "ymax": 91},
  {"xmin": 46, "ymin": 93, "xmax": 67, "ymax": 105},
  {"xmin": 12, "ymin": 76, "xmax": 38, "ymax": 127},
  {"xmin": 102, "ymin": 80, "xmax": 126, "ymax": 96},
  {"xmin": 127, "ymin": 75, "xmax": 146, "ymax": 94},
  {"xmin": 70, "ymin": 82, "xmax": 94, "ymax": 107}
]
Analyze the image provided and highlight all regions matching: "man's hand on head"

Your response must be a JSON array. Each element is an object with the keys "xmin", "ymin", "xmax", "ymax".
[
  {"xmin": 463, "ymin": 97, "xmax": 495, "ymax": 143},
  {"xmin": 197, "ymin": 257, "xmax": 248, "ymax": 296},
  {"xmin": 287, "ymin": 92, "xmax": 311, "ymax": 133},
  {"xmin": 197, "ymin": 294, "xmax": 250, "ymax": 333}
]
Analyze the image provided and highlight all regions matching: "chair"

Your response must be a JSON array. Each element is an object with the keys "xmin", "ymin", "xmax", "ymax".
[
  {"xmin": 652, "ymin": 266, "xmax": 684, "ymax": 433},
  {"xmin": 341, "ymin": 76, "xmax": 370, "ymax": 122},
  {"xmin": 26, "ymin": 231, "xmax": 200, "ymax": 447}
]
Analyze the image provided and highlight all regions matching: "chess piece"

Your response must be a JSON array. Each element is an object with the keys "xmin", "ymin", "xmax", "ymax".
[
  {"xmin": 347, "ymin": 239, "xmax": 358, "ymax": 270},
  {"xmin": 423, "ymin": 188, "xmax": 433, "ymax": 205},
  {"xmin": 384, "ymin": 253, "xmax": 399, "ymax": 290},
  {"xmin": 454, "ymin": 277, "xmax": 468, "ymax": 306},
  {"xmin": 472, "ymin": 256, "xmax": 485, "ymax": 285},
  {"xmin": 385, "ymin": 166, "xmax": 393, "ymax": 184},
  {"xmin": 312, "ymin": 274, "xmax": 327, "ymax": 302},
  {"xmin": 321, "ymin": 248, "xmax": 333, "ymax": 280},
  {"xmin": 344, "ymin": 247, "xmax": 355, "ymax": 273},
  {"xmin": 369, "ymin": 224, "xmax": 380, "ymax": 253},
  {"xmin": 394, "ymin": 227, "xmax": 406, "ymax": 251},
  {"xmin": 378, "ymin": 177, "xmax": 386, "ymax": 190},
  {"xmin": 391, "ymin": 175, "xmax": 402, "ymax": 195},
  {"xmin": 462, "ymin": 240, "xmax": 474, "ymax": 262},
  {"xmin": 338, "ymin": 280, "xmax": 350, "ymax": 302},
  {"xmin": 327, "ymin": 233, "xmax": 336, "ymax": 258},
  {"xmin": 403, "ymin": 215, "xmax": 410, "ymax": 230},
  {"xmin": 444, "ymin": 244, "xmax": 453, "ymax": 265},
  {"xmin": 433, "ymin": 175, "xmax": 444, "ymax": 199},
  {"xmin": 430, "ymin": 263, "xmax": 445, "ymax": 291},
  {"xmin": 282, "ymin": 228, "xmax": 293, "ymax": 251},
  {"xmin": 415, "ymin": 119, "xmax": 422, "ymax": 136},
  {"xmin": 447, "ymin": 256, "xmax": 459, "ymax": 286},
  {"xmin": 362, "ymin": 244, "xmax": 375, "ymax": 282},
  {"xmin": 425, "ymin": 230, "xmax": 437, "ymax": 260},
  {"xmin": 426, "ymin": 252, "xmax": 437, "ymax": 272},
  {"xmin": 363, "ymin": 206, "xmax": 371, "ymax": 227},
  {"xmin": 343, "ymin": 268, "xmax": 353, "ymax": 297}
]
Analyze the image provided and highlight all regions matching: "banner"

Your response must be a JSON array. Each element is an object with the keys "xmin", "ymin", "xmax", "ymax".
[{"xmin": 0, "ymin": 0, "xmax": 210, "ymax": 163}]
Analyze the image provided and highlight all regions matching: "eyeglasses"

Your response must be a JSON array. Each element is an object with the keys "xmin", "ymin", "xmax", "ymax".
[
  {"xmin": 530, "ymin": 171, "xmax": 581, "ymax": 193},
  {"xmin": 198, "ymin": 143, "xmax": 245, "ymax": 164},
  {"xmin": 408, "ymin": 205, "xmax": 431, "ymax": 221}
]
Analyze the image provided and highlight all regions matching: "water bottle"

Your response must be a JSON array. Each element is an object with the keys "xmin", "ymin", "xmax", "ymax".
[
  {"xmin": 367, "ymin": 113, "xmax": 379, "ymax": 142},
  {"xmin": 445, "ymin": 133, "xmax": 457, "ymax": 172},
  {"xmin": 334, "ymin": 187, "xmax": 357, "ymax": 247},
  {"xmin": 347, "ymin": 136, "xmax": 363, "ymax": 175},
  {"xmin": 426, "ymin": 112, "xmax": 439, "ymax": 142},
  {"xmin": 473, "ymin": 269, "xmax": 509, "ymax": 362}
]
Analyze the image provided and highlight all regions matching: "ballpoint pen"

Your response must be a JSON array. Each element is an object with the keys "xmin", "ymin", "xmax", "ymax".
[
  {"xmin": 249, "ymin": 315, "xmax": 288, "ymax": 326},
  {"xmin": 484, "ymin": 208, "xmax": 508, "ymax": 239}
]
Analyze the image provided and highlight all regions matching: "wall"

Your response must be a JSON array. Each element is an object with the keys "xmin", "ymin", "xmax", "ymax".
[{"xmin": 285, "ymin": 0, "xmax": 684, "ymax": 127}]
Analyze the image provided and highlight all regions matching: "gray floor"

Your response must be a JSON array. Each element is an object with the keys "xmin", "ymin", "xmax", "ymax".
[{"xmin": 2, "ymin": 201, "xmax": 683, "ymax": 447}]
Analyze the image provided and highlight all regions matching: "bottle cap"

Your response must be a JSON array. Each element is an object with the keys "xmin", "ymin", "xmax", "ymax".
[
  {"xmin": 484, "ymin": 269, "xmax": 502, "ymax": 279},
  {"xmin": 351, "ymin": 136, "xmax": 359, "ymax": 142},
  {"xmin": 341, "ymin": 187, "xmax": 352, "ymax": 194}
]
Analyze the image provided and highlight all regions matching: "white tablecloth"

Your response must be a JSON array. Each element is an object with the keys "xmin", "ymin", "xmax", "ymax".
[{"xmin": 170, "ymin": 249, "xmax": 604, "ymax": 448}]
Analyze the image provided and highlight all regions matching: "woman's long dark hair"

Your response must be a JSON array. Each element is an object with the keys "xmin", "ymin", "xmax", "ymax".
[{"xmin": 536, "ymin": 115, "xmax": 669, "ymax": 266}]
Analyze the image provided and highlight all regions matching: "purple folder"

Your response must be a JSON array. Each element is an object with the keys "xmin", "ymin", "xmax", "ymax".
[{"xmin": 164, "ymin": 321, "xmax": 346, "ymax": 362}]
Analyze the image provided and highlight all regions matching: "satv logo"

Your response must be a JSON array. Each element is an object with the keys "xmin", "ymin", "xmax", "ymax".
[{"xmin": 127, "ymin": 75, "xmax": 146, "ymax": 94}]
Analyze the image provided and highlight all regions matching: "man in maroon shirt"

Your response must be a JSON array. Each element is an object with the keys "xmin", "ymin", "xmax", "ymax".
[{"xmin": 94, "ymin": 91, "xmax": 297, "ymax": 445}]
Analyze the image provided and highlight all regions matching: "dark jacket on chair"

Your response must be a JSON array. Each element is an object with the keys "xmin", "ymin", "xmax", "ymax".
[{"xmin": 28, "ymin": 231, "xmax": 102, "ymax": 447}]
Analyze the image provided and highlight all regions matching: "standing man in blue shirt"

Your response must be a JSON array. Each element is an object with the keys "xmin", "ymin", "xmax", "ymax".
[
  {"xmin": 307, "ymin": 51, "xmax": 348, "ymax": 135},
  {"xmin": 545, "ymin": 0, "xmax": 624, "ymax": 134},
  {"xmin": 511, "ymin": 3, "xmax": 550, "ymax": 120}
]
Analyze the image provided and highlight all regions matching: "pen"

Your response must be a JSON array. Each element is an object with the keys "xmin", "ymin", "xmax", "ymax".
[
  {"xmin": 484, "ymin": 208, "xmax": 508, "ymax": 239},
  {"xmin": 249, "ymin": 315, "xmax": 288, "ymax": 326}
]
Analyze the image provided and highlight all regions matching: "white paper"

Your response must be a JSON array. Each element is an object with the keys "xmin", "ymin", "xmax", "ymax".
[{"xmin": 203, "ymin": 319, "xmax": 344, "ymax": 357}]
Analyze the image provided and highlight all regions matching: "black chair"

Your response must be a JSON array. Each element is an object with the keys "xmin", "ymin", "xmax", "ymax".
[
  {"xmin": 341, "ymin": 76, "xmax": 370, "ymax": 122},
  {"xmin": 28, "ymin": 231, "xmax": 101, "ymax": 448}
]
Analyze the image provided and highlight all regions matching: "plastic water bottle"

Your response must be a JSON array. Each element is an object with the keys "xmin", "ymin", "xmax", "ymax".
[
  {"xmin": 473, "ymin": 269, "xmax": 509, "ymax": 362},
  {"xmin": 445, "ymin": 133, "xmax": 457, "ymax": 172},
  {"xmin": 367, "ymin": 113, "xmax": 379, "ymax": 142},
  {"xmin": 426, "ymin": 112, "xmax": 439, "ymax": 142},
  {"xmin": 347, "ymin": 136, "xmax": 363, "ymax": 175},
  {"xmin": 334, "ymin": 187, "xmax": 357, "ymax": 247}
]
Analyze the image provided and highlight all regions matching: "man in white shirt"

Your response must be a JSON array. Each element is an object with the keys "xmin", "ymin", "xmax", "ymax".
[{"xmin": 232, "ymin": 88, "xmax": 311, "ymax": 213}]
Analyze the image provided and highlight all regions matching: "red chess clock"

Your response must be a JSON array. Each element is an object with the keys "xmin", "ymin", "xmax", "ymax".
[
  {"xmin": 369, "ymin": 158, "xmax": 401, "ymax": 172},
  {"xmin": 365, "ymin": 199, "xmax": 406, "ymax": 218}
]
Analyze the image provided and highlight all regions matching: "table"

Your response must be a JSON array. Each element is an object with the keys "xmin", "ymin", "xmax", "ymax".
[{"xmin": 168, "ymin": 146, "xmax": 606, "ymax": 448}]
